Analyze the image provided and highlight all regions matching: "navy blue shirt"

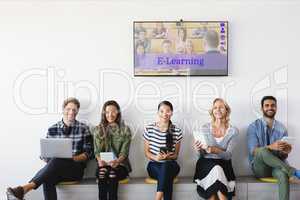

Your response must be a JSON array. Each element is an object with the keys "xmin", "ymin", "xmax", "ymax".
[{"xmin": 47, "ymin": 119, "xmax": 93, "ymax": 160}]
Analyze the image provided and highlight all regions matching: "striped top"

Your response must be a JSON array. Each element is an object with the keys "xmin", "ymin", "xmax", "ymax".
[{"xmin": 143, "ymin": 122, "xmax": 183, "ymax": 158}]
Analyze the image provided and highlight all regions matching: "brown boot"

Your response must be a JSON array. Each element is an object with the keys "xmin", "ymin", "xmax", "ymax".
[
  {"xmin": 289, "ymin": 176, "xmax": 300, "ymax": 184},
  {"xmin": 6, "ymin": 186, "xmax": 24, "ymax": 200}
]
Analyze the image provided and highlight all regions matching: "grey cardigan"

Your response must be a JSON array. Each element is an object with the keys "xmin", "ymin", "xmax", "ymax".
[{"xmin": 198, "ymin": 123, "xmax": 239, "ymax": 160}]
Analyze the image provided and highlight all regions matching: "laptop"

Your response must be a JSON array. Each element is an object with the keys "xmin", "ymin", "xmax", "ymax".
[{"xmin": 40, "ymin": 138, "xmax": 73, "ymax": 158}]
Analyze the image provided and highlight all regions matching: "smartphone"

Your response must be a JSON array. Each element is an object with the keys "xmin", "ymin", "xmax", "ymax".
[
  {"xmin": 280, "ymin": 136, "xmax": 295, "ymax": 145},
  {"xmin": 160, "ymin": 147, "xmax": 169, "ymax": 154}
]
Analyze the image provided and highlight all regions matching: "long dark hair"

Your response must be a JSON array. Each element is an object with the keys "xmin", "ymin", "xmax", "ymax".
[
  {"xmin": 98, "ymin": 100, "xmax": 122, "ymax": 138},
  {"xmin": 158, "ymin": 101, "xmax": 174, "ymax": 150}
]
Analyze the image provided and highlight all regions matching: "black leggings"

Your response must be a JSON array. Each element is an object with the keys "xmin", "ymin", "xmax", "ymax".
[{"xmin": 96, "ymin": 165, "xmax": 128, "ymax": 200}]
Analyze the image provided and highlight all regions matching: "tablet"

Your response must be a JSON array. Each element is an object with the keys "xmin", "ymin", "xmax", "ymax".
[
  {"xmin": 100, "ymin": 152, "xmax": 116, "ymax": 162},
  {"xmin": 280, "ymin": 136, "xmax": 295, "ymax": 145},
  {"xmin": 193, "ymin": 131, "xmax": 213, "ymax": 146}
]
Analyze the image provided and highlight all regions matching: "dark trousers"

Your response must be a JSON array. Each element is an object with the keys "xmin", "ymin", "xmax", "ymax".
[
  {"xmin": 30, "ymin": 158, "xmax": 84, "ymax": 200},
  {"xmin": 96, "ymin": 165, "xmax": 128, "ymax": 200},
  {"xmin": 147, "ymin": 161, "xmax": 180, "ymax": 200}
]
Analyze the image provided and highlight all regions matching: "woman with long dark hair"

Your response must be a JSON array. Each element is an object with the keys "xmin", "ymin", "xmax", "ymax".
[
  {"xmin": 143, "ymin": 101, "xmax": 183, "ymax": 200},
  {"xmin": 92, "ymin": 100, "xmax": 132, "ymax": 200}
]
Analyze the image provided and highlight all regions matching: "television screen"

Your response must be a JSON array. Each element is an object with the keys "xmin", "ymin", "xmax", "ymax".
[{"xmin": 134, "ymin": 21, "xmax": 228, "ymax": 76}]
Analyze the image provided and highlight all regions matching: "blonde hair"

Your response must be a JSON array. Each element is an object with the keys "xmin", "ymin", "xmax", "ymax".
[{"xmin": 209, "ymin": 98, "xmax": 231, "ymax": 127}]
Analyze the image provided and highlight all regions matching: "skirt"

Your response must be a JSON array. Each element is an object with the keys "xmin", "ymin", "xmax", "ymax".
[{"xmin": 193, "ymin": 157, "xmax": 236, "ymax": 199}]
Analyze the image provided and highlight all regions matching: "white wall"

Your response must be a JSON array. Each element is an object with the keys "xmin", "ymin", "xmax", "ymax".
[{"xmin": 1, "ymin": 0, "xmax": 300, "ymax": 198}]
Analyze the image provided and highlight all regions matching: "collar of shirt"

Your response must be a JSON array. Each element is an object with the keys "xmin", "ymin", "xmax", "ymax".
[
  {"xmin": 261, "ymin": 117, "xmax": 277, "ymax": 133},
  {"xmin": 59, "ymin": 119, "xmax": 78, "ymax": 128}
]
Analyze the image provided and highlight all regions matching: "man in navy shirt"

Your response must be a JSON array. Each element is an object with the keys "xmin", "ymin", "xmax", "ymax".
[{"xmin": 7, "ymin": 97, "xmax": 93, "ymax": 200}]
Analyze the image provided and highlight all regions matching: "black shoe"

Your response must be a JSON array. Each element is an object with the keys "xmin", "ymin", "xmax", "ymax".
[{"xmin": 6, "ymin": 186, "xmax": 24, "ymax": 200}]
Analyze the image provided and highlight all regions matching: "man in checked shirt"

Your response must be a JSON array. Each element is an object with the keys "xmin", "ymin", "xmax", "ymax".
[{"xmin": 7, "ymin": 97, "xmax": 93, "ymax": 200}]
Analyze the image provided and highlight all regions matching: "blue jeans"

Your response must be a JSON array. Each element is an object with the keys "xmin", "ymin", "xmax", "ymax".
[
  {"xmin": 30, "ymin": 158, "xmax": 84, "ymax": 200},
  {"xmin": 147, "ymin": 161, "xmax": 180, "ymax": 200}
]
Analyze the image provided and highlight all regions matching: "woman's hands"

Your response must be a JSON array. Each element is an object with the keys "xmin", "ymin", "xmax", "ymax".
[
  {"xmin": 154, "ymin": 152, "xmax": 175, "ymax": 161},
  {"xmin": 145, "ymin": 140, "xmax": 180, "ymax": 162},
  {"xmin": 97, "ymin": 159, "xmax": 107, "ymax": 167},
  {"xmin": 97, "ymin": 159, "xmax": 120, "ymax": 168},
  {"xmin": 109, "ymin": 160, "xmax": 120, "ymax": 168},
  {"xmin": 193, "ymin": 140, "xmax": 209, "ymax": 152},
  {"xmin": 194, "ymin": 140, "xmax": 223, "ymax": 154}
]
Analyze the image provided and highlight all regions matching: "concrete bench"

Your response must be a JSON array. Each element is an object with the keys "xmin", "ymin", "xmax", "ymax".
[
  {"xmin": 26, "ymin": 176, "xmax": 300, "ymax": 200},
  {"xmin": 25, "ymin": 131, "xmax": 300, "ymax": 200}
]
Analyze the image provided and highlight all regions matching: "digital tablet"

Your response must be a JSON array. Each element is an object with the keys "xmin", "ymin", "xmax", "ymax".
[
  {"xmin": 280, "ymin": 136, "xmax": 295, "ymax": 145},
  {"xmin": 100, "ymin": 152, "xmax": 116, "ymax": 162},
  {"xmin": 193, "ymin": 131, "xmax": 213, "ymax": 146}
]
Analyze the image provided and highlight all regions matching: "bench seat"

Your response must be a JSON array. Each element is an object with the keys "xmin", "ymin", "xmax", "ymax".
[{"xmin": 26, "ymin": 176, "xmax": 300, "ymax": 200}]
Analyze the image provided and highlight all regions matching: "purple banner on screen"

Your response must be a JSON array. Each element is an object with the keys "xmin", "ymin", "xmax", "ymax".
[{"xmin": 135, "ymin": 53, "xmax": 227, "ymax": 70}]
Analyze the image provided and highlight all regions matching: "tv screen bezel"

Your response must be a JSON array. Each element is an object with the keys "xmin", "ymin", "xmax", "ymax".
[{"xmin": 133, "ymin": 20, "xmax": 229, "ymax": 77}]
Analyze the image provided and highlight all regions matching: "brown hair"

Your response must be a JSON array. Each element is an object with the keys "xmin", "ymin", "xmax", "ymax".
[
  {"xmin": 62, "ymin": 97, "xmax": 80, "ymax": 110},
  {"xmin": 100, "ymin": 100, "xmax": 121, "ymax": 127},
  {"xmin": 98, "ymin": 100, "xmax": 122, "ymax": 137},
  {"xmin": 97, "ymin": 100, "xmax": 122, "ymax": 150}
]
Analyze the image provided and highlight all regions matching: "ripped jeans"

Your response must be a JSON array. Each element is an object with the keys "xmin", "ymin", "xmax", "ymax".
[{"xmin": 96, "ymin": 165, "xmax": 128, "ymax": 200}]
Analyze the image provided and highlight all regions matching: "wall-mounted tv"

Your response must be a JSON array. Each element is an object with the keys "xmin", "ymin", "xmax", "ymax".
[{"xmin": 134, "ymin": 21, "xmax": 228, "ymax": 76}]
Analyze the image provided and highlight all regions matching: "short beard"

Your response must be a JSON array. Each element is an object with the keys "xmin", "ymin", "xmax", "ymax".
[{"xmin": 263, "ymin": 110, "xmax": 276, "ymax": 119}]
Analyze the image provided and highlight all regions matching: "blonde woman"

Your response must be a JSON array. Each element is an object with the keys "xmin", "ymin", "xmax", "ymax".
[{"xmin": 193, "ymin": 98, "xmax": 238, "ymax": 200}]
